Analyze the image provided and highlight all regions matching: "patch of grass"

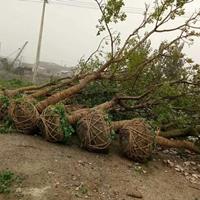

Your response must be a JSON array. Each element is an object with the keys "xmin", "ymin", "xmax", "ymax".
[
  {"xmin": 0, "ymin": 96, "xmax": 9, "ymax": 109},
  {"xmin": 0, "ymin": 170, "xmax": 16, "ymax": 194},
  {"xmin": 0, "ymin": 79, "xmax": 32, "ymax": 90},
  {"xmin": 0, "ymin": 118, "xmax": 14, "ymax": 134}
]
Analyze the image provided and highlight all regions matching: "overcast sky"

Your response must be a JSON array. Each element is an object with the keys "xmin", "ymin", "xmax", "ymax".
[{"xmin": 0, "ymin": 0, "xmax": 200, "ymax": 66}]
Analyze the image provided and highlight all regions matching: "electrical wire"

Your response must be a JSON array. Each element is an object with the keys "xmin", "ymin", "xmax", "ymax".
[
  {"xmin": 18, "ymin": 0, "xmax": 200, "ymax": 19},
  {"xmin": 18, "ymin": 0, "xmax": 147, "ymax": 15}
]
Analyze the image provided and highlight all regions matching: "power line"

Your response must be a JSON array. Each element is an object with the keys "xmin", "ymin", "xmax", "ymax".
[
  {"xmin": 52, "ymin": 0, "xmax": 200, "ymax": 19},
  {"xmin": 54, "ymin": 0, "xmax": 143, "ymax": 10},
  {"xmin": 18, "ymin": 0, "xmax": 199, "ymax": 19},
  {"xmin": 18, "ymin": 0, "xmax": 147, "ymax": 15},
  {"xmin": 52, "ymin": 0, "xmax": 146, "ymax": 15}
]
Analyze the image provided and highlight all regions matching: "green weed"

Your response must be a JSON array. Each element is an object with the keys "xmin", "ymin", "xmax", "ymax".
[
  {"xmin": 0, "ymin": 79, "xmax": 32, "ymax": 90},
  {"xmin": 0, "ymin": 118, "xmax": 14, "ymax": 134},
  {"xmin": 0, "ymin": 170, "xmax": 16, "ymax": 193}
]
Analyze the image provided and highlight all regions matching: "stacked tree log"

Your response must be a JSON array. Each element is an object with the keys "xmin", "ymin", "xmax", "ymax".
[{"xmin": 0, "ymin": 75, "xmax": 199, "ymax": 163}]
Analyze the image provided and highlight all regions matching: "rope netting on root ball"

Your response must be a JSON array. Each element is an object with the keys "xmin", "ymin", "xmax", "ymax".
[
  {"xmin": 39, "ymin": 104, "xmax": 74, "ymax": 143},
  {"xmin": 9, "ymin": 99, "xmax": 39, "ymax": 134},
  {"xmin": 0, "ymin": 96, "xmax": 10, "ymax": 121},
  {"xmin": 76, "ymin": 110, "xmax": 112, "ymax": 153},
  {"xmin": 119, "ymin": 119, "xmax": 155, "ymax": 163}
]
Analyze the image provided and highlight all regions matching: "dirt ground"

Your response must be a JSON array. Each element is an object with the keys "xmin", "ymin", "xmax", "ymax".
[{"xmin": 0, "ymin": 133, "xmax": 199, "ymax": 200}]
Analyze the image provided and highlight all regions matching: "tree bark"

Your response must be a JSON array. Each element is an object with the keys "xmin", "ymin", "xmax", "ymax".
[
  {"xmin": 36, "ymin": 74, "xmax": 98, "ymax": 113},
  {"xmin": 3, "ymin": 76, "xmax": 74, "ymax": 98},
  {"xmin": 111, "ymin": 120, "xmax": 133, "ymax": 131},
  {"xmin": 156, "ymin": 136, "xmax": 200, "ymax": 154},
  {"xmin": 160, "ymin": 127, "xmax": 200, "ymax": 138},
  {"xmin": 28, "ymin": 76, "xmax": 76, "ymax": 99},
  {"xmin": 67, "ymin": 98, "xmax": 117, "ymax": 124}
]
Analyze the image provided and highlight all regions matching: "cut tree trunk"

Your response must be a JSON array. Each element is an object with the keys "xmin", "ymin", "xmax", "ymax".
[
  {"xmin": 3, "ymin": 76, "xmax": 74, "ymax": 98},
  {"xmin": 67, "ymin": 98, "xmax": 117, "ymax": 124},
  {"xmin": 27, "ymin": 76, "xmax": 77, "ymax": 100},
  {"xmin": 160, "ymin": 127, "xmax": 200, "ymax": 138},
  {"xmin": 160, "ymin": 123, "xmax": 177, "ymax": 131},
  {"xmin": 156, "ymin": 136, "xmax": 200, "ymax": 154},
  {"xmin": 36, "ymin": 74, "xmax": 98, "ymax": 113}
]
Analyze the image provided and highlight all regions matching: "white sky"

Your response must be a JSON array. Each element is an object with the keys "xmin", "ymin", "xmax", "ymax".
[{"xmin": 0, "ymin": 0, "xmax": 200, "ymax": 66}]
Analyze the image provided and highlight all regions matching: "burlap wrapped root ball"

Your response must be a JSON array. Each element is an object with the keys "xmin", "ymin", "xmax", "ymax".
[
  {"xmin": 119, "ymin": 119, "xmax": 155, "ymax": 163},
  {"xmin": 40, "ymin": 104, "xmax": 74, "ymax": 143},
  {"xmin": 0, "ymin": 96, "xmax": 10, "ymax": 121},
  {"xmin": 76, "ymin": 110, "xmax": 112, "ymax": 152},
  {"xmin": 9, "ymin": 99, "xmax": 39, "ymax": 134}
]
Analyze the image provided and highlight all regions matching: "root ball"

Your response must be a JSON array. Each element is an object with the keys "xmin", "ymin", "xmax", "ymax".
[
  {"xmin": 9, "ymin": 99, "xmax": 39, "ymax": 134},
  {"xmin": 119, "ymin": 119, "xmax": 154, "ymax": 163},
  {"xmin": 76, "ymin": 110, "xmax": 112, "ymax": 152},
  {"xmin": 40, "ymin": 104, "xmax": 74, "ymax": 143}
]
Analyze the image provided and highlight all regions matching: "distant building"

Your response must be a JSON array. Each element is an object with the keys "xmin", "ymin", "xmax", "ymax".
[{"xmin": 15, "ymin": 61, "xmax": 73, "ymax": 77}]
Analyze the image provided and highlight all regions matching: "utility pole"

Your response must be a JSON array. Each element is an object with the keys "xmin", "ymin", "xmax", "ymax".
[
  {"xmin": 32, "ymin": 0, "xmax": 48, "ymax": 83},
  {"xmin": 11, "ymin": 41, "xmax": 28, "ymax": 67}
]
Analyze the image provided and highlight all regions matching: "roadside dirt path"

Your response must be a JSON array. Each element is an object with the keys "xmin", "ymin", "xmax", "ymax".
[{"xmin": 0, "ymin": 134, "xmax": 199, "ymax": 200}]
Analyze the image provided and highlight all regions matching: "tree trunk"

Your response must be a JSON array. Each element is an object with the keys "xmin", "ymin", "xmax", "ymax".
[
  {"xmin": 160, "ymin": 123, "xmax": 177, "ymax": 131},
  {"xmin": 111, "ymin": 120, "xmax": 133, "ymax": 131},
  {"xmin": 160, "ymin": 127, "xmax": 200, "ymax": 138},
  {"xmin": 3, "ymin": 76, "xmax": 74, "ymax": 98},
  {"xmin": 156, "ymin": 136, "xmax": 200, "ymax": 154},
  {"xmin": 4, "ymin": 85, "xmax": 42, "ymax": 97},
  {"xmin": 36, "ymin": 74, "xmax": 98, "ymax": 113},
  {"xmin": 28, "ymin": 76, "xmax": 76, "ymax": 99}
]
